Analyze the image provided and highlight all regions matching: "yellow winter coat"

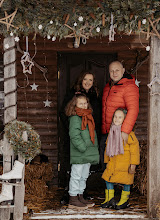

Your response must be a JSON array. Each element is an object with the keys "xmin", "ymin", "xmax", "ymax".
[{"xmin": 102, "ymin": 131, "xmax": 140, "ymax": 185}]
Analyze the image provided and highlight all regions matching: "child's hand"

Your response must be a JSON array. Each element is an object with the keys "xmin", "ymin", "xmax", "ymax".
[{"xmin": 128, "ymin": 164, "xmax": 136, "ymax": 174}]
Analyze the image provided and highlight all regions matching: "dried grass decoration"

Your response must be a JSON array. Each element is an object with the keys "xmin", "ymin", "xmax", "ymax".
[{"xmin": 5, "ymin": 120, "xmax": 41, "ymax": 162}]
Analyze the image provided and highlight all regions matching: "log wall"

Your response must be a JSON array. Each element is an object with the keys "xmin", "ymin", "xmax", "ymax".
[
  {"xmin": 16, "ymin": 34, "xmax": 149, "ymax": 185},
  {"xmin": 0, "ymin": 60, "xmax": 4, "ymax": 139}
]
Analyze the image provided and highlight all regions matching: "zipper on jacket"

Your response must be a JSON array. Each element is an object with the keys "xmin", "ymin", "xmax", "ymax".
[
  {"xmin": 105, "ymin": 87, "xmax": 111, "ymax": 126},
  {"xmin": 109, "ymin": 175, "xmax": 112, "ymax": 181},
  {"xmin": 109, "ymin": 157, "xmax": 115, "ymax": 181}
]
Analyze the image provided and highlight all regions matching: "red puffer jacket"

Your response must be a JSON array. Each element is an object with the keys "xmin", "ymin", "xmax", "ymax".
[{"xmin": 102, "ymin": 74, "xmax": 139, "ymax": 134}]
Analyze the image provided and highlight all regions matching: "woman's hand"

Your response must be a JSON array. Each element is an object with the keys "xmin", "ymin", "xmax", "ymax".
[
  {"xmin": 128, "ymin": 164, "xmax": 136, "ymax": 174},
  {"xmin": 121, "ymin": 132, "xmax": 129, "ymax": 146}
]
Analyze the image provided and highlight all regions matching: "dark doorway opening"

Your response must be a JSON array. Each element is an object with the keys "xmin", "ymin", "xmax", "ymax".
[{"xmin": 57, "ymin": 52, "xmax": 117, "ymax": 187}]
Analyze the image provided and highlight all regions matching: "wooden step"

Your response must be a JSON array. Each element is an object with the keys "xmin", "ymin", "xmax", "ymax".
[{"xmin": 30, "ymin": 207, "xmax": 148, "ymax": 220}]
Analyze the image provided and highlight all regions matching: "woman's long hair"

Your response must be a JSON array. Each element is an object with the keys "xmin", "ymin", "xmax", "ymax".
[
  {"xmin": 65, "ymin": 93, "xmax": 92, "ymax": 117},
  {"xmin": 73, "ymin": 70, "xmax": 99, "ymax": 96}
]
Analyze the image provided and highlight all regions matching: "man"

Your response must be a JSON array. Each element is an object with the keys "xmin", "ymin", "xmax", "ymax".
[{"xmin": 100, "ymin": 61, "xmax": 139, "ymax": 169}]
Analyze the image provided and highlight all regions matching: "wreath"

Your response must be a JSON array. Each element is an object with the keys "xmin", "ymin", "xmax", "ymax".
[{"xmin": 5, "ymin": 120, "xmax": 41, "ymax": 162}]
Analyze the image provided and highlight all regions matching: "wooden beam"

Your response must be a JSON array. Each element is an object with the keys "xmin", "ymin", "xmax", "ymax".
[{"xmin": 148, "ymin": 36, "xmax": 160, "ymax": 218}]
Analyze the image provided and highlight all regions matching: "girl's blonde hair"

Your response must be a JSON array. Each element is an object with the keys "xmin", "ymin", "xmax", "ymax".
[{"xmin": 65, "ymin": 93, "xmax": 92, "ymax": 117}]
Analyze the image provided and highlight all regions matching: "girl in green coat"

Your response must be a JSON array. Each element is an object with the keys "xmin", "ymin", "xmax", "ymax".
[{"xmin": 65, "ymin": 93, "xmax": 99, "ymax": 210}]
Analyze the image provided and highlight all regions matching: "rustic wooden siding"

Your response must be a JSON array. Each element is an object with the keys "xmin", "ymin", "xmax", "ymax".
[
  {"xmin": 0, "ymin": 59, "xmax": 4, "ymax": 139},
  {"xmin": 16, "ymin": 34, "xmax": 149, "ymax": 185}
]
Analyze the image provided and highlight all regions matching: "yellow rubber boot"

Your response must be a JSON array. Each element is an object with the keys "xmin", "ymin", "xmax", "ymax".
[
  {"xmin": 108, "ymin": 189, "xmax": 114, "ymax": 201},
  {"xmin": 101, "ymin": 189, "xmax": 108, "ymax": 205},
  {"xmin": 101, "ymin": 189, "xmax": 116, "ymax": 209},
  {"xmin": 116, "ymin": 190, "xmax": 130, "ymax": 210}
]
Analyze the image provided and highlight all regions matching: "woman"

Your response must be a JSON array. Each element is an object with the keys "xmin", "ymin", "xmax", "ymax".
[
  {"xmin": 59, "ymin": 70, "xmax": 101, "ymax": 204},
  {"xmin": 60, "ymin": 70, "xmax": 101, "ymax": 139}
]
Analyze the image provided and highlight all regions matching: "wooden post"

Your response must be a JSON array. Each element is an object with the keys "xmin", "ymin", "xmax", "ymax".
[
  {"xmin": 0, "ymin": 36, "xmax": 16, "ymax": 220},
  {"xmin": 148, "ymin": 36, "xmax": 160, "ymax": 218},
  {"xmin": 13, "ymin": 155, "xmax": 25, "ymax": 220}
]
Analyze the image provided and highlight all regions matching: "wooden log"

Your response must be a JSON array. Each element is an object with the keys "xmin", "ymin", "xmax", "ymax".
[
  {"xmin": 4, "ymin": 93, "xmax": 17, "ymax": 108},
  {"xmin": 148, "ymin": 36, "xmax": 160, "ymax": 219},
  {"xmin": 4, "ymin": 78, "xmax": 16, "ymax": 95},
  {"xmin": 4, "ymin": 106, "xmax": 17, "ymax": 125},
  {"xmin": 3, "ymin": 37, "xmax": 15, "ymax": 51},
  {"xmin": 0, "ymin": 136, "xmax": 14, "ymax": 219},
  {"xmin": 3, "ymin": 49, "xmax": 16, "ymax": 66},
  {"xmin": 4, "ymin": 63, "xmax": 16, "ymax": 79},
  {"xmin": 0, "ymin": 36, "xmax": 17, "ymax": 219}
]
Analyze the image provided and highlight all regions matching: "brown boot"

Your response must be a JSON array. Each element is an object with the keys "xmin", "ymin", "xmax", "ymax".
[
  {"xmin": 78, "ymin": 194, "xmax": 95, "ymax": 207},
  {"xmin": 68, "ymin": 196, "xmax": 87, "ymax": 210}
]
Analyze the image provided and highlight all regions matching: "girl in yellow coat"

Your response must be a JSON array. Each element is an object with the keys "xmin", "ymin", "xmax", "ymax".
[{"xmin": 101, "ymin": 108, "xmax": 140, "ymax": 210}]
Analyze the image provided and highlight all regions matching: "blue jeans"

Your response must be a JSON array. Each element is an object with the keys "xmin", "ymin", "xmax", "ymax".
[
  {"xmin": 69, "ymin": 163, "xmax": 91, "ymax": 196},
  {"xmin": 105, "ymin": 181, "xmax": 130, "ymax": 191}
]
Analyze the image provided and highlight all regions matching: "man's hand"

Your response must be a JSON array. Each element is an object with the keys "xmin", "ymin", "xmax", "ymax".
[
  {"xmin": 121, "ymin": 132, "xmax": 129, "ymax": 146},
  {"xmin": 128, "ymin": 164, "xmax": 136, "ymax": 174}
]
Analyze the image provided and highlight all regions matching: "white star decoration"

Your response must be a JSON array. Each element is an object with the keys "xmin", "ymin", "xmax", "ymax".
[
  {"xmin": 135, "ymin": 79, "xmax": 141, "ymax": 87},
  {"xmin": 43, "ymin": 99, "xmax": 52, "ymax": 107},
  {"xmin": 30, "ymin": 83, "xmax": 39, "ymax": 91},
  {"xmin": 21, "ymin": 52, "xmax": 34, "ymax": 74}
]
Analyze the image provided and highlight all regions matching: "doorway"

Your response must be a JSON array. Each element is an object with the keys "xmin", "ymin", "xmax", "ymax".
[{"xmin": 57, "ymin": 52, "xmax": 117, "ymax": 187}]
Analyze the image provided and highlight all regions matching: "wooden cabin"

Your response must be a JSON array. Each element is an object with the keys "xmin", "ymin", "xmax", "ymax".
[
  {"xmin": 14, "ymin": 34, "xmax": 149, "ymax": 186},
  {"xmin": 0, "ymin": 33, "xmax": 149, "ymax": 184},
  {"xmin": 1, "ymin": 33, "xmax": 160, "ymax": 219}
]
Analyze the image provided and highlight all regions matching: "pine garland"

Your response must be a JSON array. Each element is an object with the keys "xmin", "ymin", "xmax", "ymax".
[
  {"xmin": 0, "ymin": 0, "xmax": 160, "ymax": 39},
  {"xmin": 5, "ymin": 120, "xmax": 41, "ymax": 162}
]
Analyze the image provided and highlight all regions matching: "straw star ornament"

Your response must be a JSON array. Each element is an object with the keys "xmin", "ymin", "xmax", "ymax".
[
  {"xmin": 0, "ymin": 9, "xmax": 18, "ymax": 31},
  {"xmin": 21, "ymin": 52, "xmax": 34, "ymax": 74}
]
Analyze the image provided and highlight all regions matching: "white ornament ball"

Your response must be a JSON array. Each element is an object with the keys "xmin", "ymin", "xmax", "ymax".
[
  {"xmin": 78, "ymin": 16, "xmax": 83, "ymax": 22},
  {"xmin": 52, "ymin": 36, "xmax": 56, "ymax": 41},
  {"xmin": 50, "ymin": 20, "xmax": 53, "ymax": 24},
  {"xmin": 10, "ymin": 32, "xmax": 13, "ymax": 36},
  {"xmin": 146, "ymin": 46, "xmax": 150, "ymax": 51},
  {"xmin": 142, "ymin": 19, "xmax": 147, "ymax": 24},
  {"xmin": 38, "ymin": 24, "xmax": 43, "ymax": 30},
  {"xmin": 14, "ymin": 36, "xmax": 20, "ymax": 42},
  {"xmin": 96, "ymin": 27, "xmax": 100, "ymax": 32},
  {"xmin": 4, "ymin": 44, "xmax": 9, "ymax": 49},
  {"xmin": 47, "ymin": 35, "xmax": 51, "ymax": 39},
  {"xmin": 74, "ymin": 22, "xmax": 77, "ymax": 26}
]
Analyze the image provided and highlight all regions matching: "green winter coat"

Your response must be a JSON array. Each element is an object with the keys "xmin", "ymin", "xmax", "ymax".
[{"xmin": 69, "ymin": 115, "xmax": 99, "ymax": 165}]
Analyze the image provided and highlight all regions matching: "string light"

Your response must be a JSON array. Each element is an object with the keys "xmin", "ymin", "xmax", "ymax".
[
  {"xmin": 38, "ymin": 24, "xmax": 43, "ymax": 30},
  {"xmin": 52, "ymin": 36, "xmax": 56, "ymax": 41},
  {"xmin": 146, "ymin": 46, "xmax": 150, "ymax": 51}
]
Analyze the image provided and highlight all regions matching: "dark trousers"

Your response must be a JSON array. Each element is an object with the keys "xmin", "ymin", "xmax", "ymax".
[{"xmin": 100, "ymin": 134, "xmax": 108, "ymax": 171}]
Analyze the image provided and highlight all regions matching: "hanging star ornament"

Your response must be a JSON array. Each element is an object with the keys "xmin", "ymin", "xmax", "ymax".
[
  {"xmin": 43, "ymin": 99, "xmax": 52, "ymax": 107},
  {"xmin": 30, "ymin": 83, "xmax": 39, "ymax": 91},
  {"xmin": 21, "ymin": 52, "xmax": 34, "ymax": 74},
  {"xmin": 135, "ymin": 79, "xmax": 141, "ymax": 87}
]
